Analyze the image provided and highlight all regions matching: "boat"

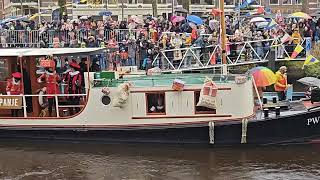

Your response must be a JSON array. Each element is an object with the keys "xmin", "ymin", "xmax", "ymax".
[
  {"xmin": 0, "ymin": 1, "xmax": 319, "ymax": 146},
  {"xmin": 0, "ymin": 48, "xmax": 319, "ymax": 145}
]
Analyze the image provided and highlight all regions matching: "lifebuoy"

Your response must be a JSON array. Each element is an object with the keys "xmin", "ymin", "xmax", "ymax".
[{"xmin": 38, "ymin": 87, "xmax": 48, "ymax": 108}]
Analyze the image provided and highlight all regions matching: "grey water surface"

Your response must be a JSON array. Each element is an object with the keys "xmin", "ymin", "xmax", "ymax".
[{"xmin": 0, "ymin": 141, "xmax": 319, "ymax": 180}]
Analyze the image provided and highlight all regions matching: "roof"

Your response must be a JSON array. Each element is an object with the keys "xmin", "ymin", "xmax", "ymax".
[{"xmin": 0, "ymin": 48, "xmax": 106, "ymax": 57}]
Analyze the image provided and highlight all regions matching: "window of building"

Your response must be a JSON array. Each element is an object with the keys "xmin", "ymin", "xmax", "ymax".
[
  {"xmin": 225, "ymin": 0, "xmax": 234, "ymax": 5},
  {"xmin": 269, "ymin": 0, "xmax": 279, "ymax": 4},
  {"xmin": 204, "ymin": 0, "xmax": 213, "ymax": 5},
  {"xmin": 294, "ymin": 0, "xmax": 302, "ymax": 4},
  {"xmin": 143, "ymin": 0, "xmax": 152, "ymax": 3},
  {"xmin": 146, "ymin": 93, "xmax": 166, "ymax": 115},
  {"xmin": 194, "ymin": 91, "xmax": 216, "ymax": 114},
  {"xmin": 282, "ymin": 0, "xmax": 292, "ymax": 4},
  {"xmin": 157, "ymin": 0, "xmax": 167, "ymax": 3},
  {"xmin": 108, "ymin": 0, "xmax": 117, "ymax": 4},
  {"xmin": 251, "ymin": 0, "xmax": 261, "ymax": 5},
  {"xmin": 191, "ymin": 0, "xmax": 200, "ymax": 4}
]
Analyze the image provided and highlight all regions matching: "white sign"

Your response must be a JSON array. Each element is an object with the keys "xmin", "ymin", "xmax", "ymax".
[{"xmin": 307, "ymin": 116, "xmax": 320, "ymax": 126}]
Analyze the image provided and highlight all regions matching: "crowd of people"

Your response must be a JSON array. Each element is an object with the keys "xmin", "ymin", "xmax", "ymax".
[{"xmin": 1, "ymin": 11, "xmax": 320, "ymax": 69}]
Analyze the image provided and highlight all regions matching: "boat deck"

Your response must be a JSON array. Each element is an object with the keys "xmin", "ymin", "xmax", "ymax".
[{"xmin": 255, "ymin": 100, "xmax": 320, "ymax": 120}]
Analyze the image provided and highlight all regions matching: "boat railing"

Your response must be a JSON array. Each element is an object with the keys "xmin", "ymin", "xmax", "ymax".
[
  {"xmin": 0, "ymin": 94, "xmax": 87, "ymax": 118},
  {"xmin": 92, "ymin": 74, "xmax": 251, "ymax": 88}
]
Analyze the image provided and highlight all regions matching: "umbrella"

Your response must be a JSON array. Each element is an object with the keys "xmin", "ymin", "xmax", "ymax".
[
  {"xmin": 130, "ymin": 15, "xmax": 143, "ymax": 24},
  {"xmin": 188, "ymin": 22, "xmax": 197, "ymax": 29},
  {"xmin": 212, "ymin": 8, "xmax": 222, "ymax": 16},
  {"xmin": 257, "ymin": 21, "xmax": 269, "ymax": 28},
  {"xmin": 209, "ymin": 19, "xmax": 219, "ymax": 31},
  {"xmin": 99, "ymin": 11, "xmax": 112, "ymax": 16},
  {"xmin": 186, "ymin": 15, "xmax": 203, "ymax": 25},
  {"xmin": 248, "ymin": 66, "xmax": 277, "ymax": 87},
  {"xmin": 171, "ymin": 16, "xmax": 185, "ymax": 23},
  {"xmin": 79, "ymin": 16, "xmax": 89, "ymax": 20},
  {"xmin": 298, "ymin": 77, "xmax": 320, "ymax": 87},
  {"xmin": 175, "ymin": 7, "xmax": 188, "ymax": 13},
  {"xmin": 288, "ymin": 12, "xmax": 312, "ymax": 19},
  {"xmin": 249, "ymin": 17, "xmax": 267, "ymax": 23}
]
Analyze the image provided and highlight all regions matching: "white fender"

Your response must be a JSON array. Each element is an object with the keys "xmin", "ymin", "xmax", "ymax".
[{"xmin": 38, "ymin": 87, "xmax": 48, "ymax": 108}]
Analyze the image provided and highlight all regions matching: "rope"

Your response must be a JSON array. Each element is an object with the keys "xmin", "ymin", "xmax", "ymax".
[
  {"xmin": 209, "ymin": 121, "xmax": 215, "ymax": 144},
  {"xmin": 241, "ymin": 118, "xmax": 248, "ymax": 144}
]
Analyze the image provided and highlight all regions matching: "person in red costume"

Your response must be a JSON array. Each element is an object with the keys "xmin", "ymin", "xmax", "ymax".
[
  {"xmin": 6, "ymin": 72, "xmax": 23, "ymax": 116},
  {"xmin": 6, "ymin": 72, "xmax": 23, "ymax": 95},
  {"xmin": 64, "ymin": 62, "xmax": 82, "ymax": 115},
  {"xmin": 37, "ymin": 64, "xmax": 60, "ymax": 117}
]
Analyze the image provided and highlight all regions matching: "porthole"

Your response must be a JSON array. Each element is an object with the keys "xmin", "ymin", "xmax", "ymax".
[{"xmin": 101, "ymin": 96, "xmax": 111, "ymax": 106}]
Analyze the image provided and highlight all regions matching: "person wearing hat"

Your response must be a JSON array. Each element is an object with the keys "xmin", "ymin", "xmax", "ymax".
[
  {"xmin": 6, "ymin": 72, "xmax": 23, "ymax": 117},
  {"xmin": 64, "ymin": 62, "xmax": 83, "ymax": 115},
  {"xmin": 6, "ymin": 72, "xmax": 23, "ymax": 95},
  {"xmin": 37, "ymin": 63, "xmax": 60, "ymax": 117}
]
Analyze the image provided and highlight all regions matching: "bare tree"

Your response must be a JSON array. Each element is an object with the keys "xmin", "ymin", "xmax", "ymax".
[{"xmin": 152, "ymin": 0, "xmax": 157, "ymax": 17}]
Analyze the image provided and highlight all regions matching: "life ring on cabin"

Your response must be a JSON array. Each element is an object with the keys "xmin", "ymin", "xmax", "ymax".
[{"xmin": 38, "ymin": 87, "xmax": 48, "ymax": 108}]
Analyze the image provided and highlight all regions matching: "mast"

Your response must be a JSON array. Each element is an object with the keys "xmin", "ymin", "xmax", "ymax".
[{"xmin": 219, "ymin": 0, "xmax": 227, "ymax": 74}]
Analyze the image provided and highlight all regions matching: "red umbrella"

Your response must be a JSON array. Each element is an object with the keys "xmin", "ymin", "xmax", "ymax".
[
  {"xmin": 212, "ymin": 8, "xmax": 222, "ymax": 16},
  {"xmin": 171, "ymin": 16, "xmax": 185, "ymax": 23}
]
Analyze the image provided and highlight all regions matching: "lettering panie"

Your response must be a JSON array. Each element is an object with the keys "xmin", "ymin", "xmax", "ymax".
[
  {"xmin": 0, "ymin": 96, "xmax": 22, "ymax": 109},
  {"xmin": 307, "ymin": 116, "xmax": 320, "ymax": 126}
]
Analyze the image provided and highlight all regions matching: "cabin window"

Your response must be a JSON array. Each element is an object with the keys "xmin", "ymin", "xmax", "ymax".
[
  {"xmin": 146, "ymin": 93, "xmax": 166, "ymax": 115},
  {"xmin": 194, "ymin": 91, "xmax": 216, "ymax": 114}
]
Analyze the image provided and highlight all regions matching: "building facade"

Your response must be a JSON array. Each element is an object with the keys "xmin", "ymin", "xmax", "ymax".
[
  {"xmin": 2, "ymin": 0, "xmax": 320, "ymax": 20},
  {"xmin": 0, "ymin": 0, "xmax": 3, "ymax": 19},
  {"xmin": 262, "ymin": 0, "xmax": 320, "ymax": 14}
]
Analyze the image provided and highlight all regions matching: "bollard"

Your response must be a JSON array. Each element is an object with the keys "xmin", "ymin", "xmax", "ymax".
[
  {"xmin": 264, "ymin": 108, "xmax": 269, "ymax": 118},
  {"xmin": 275, "ymin": 107, "xmax": 281, "ymax": 116},
  {"xmin": 272, "ymin": 97, "xmax": 277, "ymax": 103}
]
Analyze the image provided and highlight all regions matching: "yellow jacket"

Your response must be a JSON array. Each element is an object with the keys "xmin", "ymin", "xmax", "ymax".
[
  {"xmin": 292, "ymin": 32, "xmax": 301, "ymax": 44},
  {"xmin": 274, "ymin": 71, "xmax": 287, "ymax": 92}
]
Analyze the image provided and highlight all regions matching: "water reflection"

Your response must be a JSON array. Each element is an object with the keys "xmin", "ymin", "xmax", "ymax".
[{"xmin": 0, "ymin": 141, "xmax": 319, "ymax": 180}]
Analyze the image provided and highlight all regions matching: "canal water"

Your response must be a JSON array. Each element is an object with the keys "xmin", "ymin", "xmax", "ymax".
[{"xmin": 0, "ymin": 141, "xmax": 319, "ymax": 180}]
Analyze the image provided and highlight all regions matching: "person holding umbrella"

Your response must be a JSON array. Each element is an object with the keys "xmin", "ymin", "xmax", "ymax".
[{"xmin": 248, "ymin": 66, "xmax": 278, "ymax": 107}]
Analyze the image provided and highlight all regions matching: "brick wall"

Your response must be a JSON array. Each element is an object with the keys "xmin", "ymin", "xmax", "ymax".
[
  {"xmin": 0, "ymin": 0, "xmax": 3, "ymax": 19},
  {"xmin": 262, "ymin": 0, "xmax": 319, "ymax": 14}
]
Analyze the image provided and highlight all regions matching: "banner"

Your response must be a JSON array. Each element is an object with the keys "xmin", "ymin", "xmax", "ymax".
[
  {"xmin": 291, "ymin": 44, "xmax": 304, "ymax": 59},
  {"xmin": 0, "ymin": 96, "xmax": 22, "ymax": 109},
  {"xmin": 303, "ymin": 55, "xmax": 319, "ymax": 68}
]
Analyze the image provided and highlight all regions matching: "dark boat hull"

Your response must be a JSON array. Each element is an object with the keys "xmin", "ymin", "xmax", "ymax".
[{"xmin": 0, "ymin": 110, "xmax": 319, "ymax": 145}]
